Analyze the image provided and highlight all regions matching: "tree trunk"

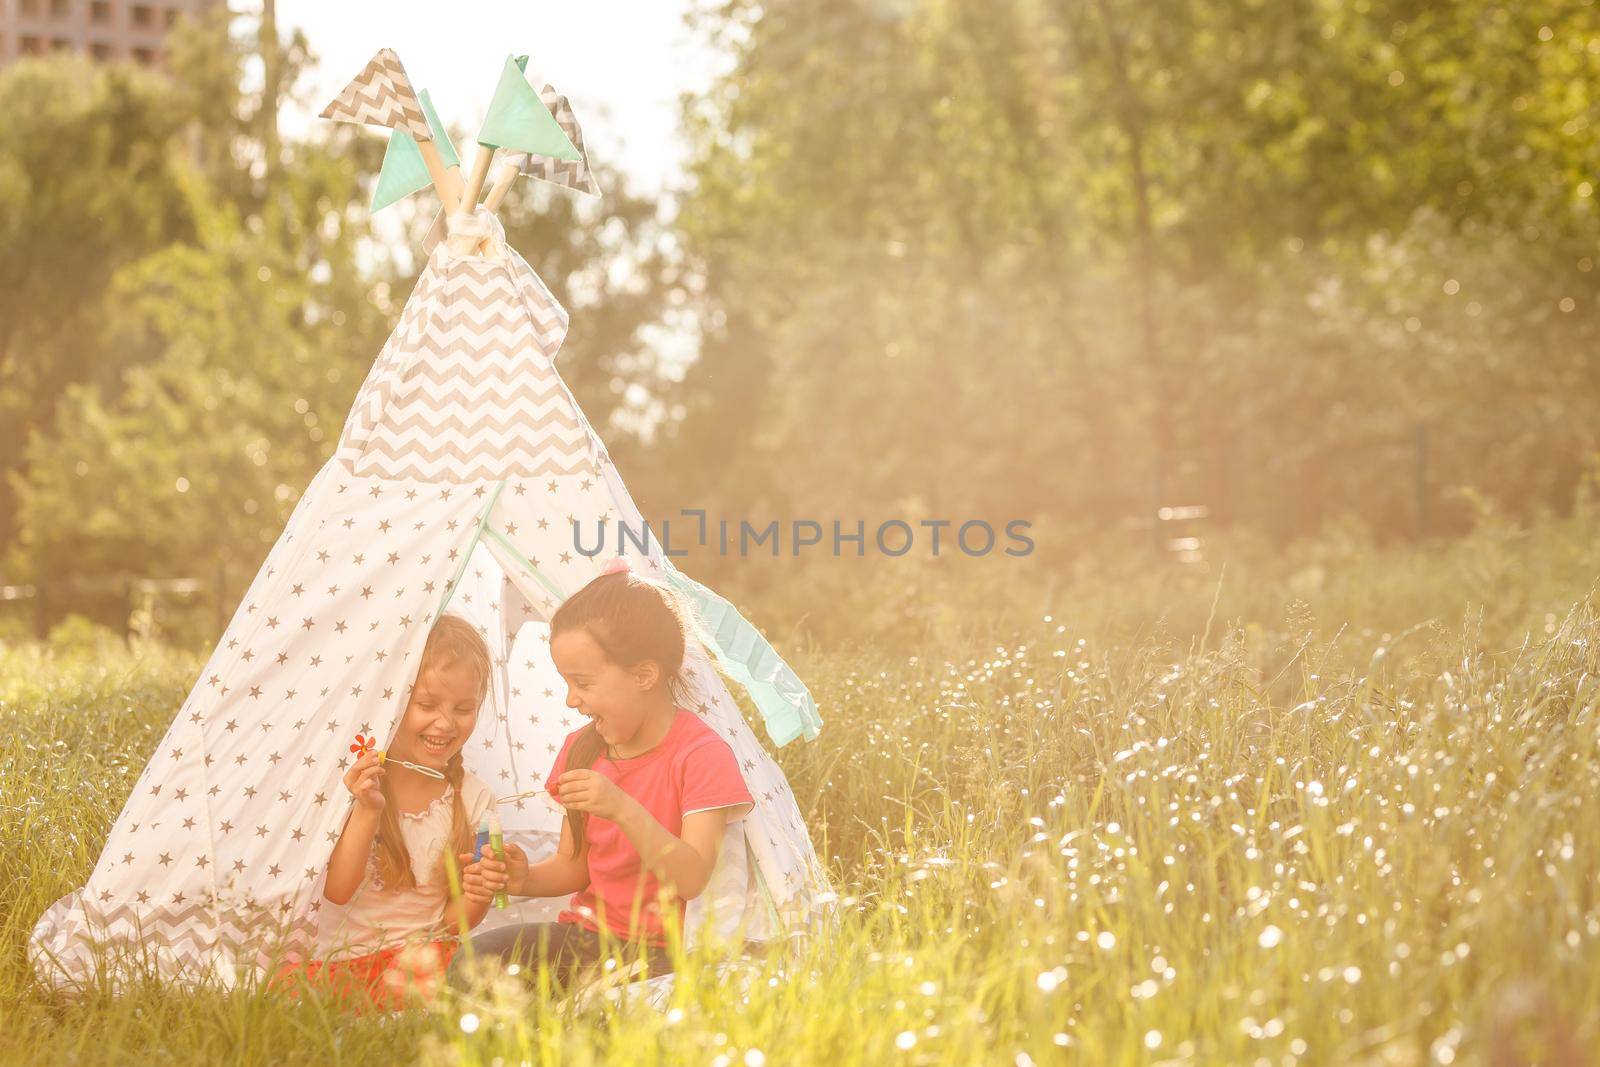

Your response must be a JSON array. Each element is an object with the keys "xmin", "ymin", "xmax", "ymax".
[{"xmin": 260, "ymin": 0, "xmax": 280, "ymax": 186}]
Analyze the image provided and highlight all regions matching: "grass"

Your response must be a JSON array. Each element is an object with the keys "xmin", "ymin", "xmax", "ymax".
[{"xmin": 5, "ymin": 504, "xmax": 1600, "ymax": 1064}]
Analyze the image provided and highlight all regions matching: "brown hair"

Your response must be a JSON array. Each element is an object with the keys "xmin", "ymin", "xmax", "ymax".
[
  {"xmin": 549, "ymin": 569, "xmax": 692, "ymax": 854},
  {"xmin": 374, "ymin": 614, "xmax": 491, "ymax": 891}
]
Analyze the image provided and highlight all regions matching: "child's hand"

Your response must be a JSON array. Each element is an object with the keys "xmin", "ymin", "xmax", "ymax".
[
  {"xmin": 456, "ymin": 851, "xmax": 501, "ymax": 906},
  {"xmin": 499, "ymin": 842, "xmax": 529, "ymax": 896},
  {"xmin": 554, "ymin": 770, "xmax": 632, "ymax": 823},
  {"xmin": 342, "ymin": 752, "xmax": 385, "ymax": 815},
  {"xmin": 456, "ymin": 842, "xmax": 527, "ymax": 902}
]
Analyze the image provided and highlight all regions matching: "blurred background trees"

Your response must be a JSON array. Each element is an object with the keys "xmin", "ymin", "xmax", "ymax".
[
  {"xmin": 670, "ymin": 0, "xmax": 1600, "ymax": 541},
  {"xmin": 5, "ymin": 0, "xmax": 1600, "ymax": 636}
]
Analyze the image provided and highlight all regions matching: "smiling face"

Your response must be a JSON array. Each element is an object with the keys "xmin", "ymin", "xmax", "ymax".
[
  {"xmin": 389, "ymin": 657, "xmax": 483, "ymax": 770},
  {"xmin": 551, "ymin": 628, "xmax": 661, "ymax": 747}
]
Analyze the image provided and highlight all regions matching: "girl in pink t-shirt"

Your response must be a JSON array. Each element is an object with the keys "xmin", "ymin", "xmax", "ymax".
[{"xmin": 455, "ymin": 563, "xmax": 752, "ymax": 987}]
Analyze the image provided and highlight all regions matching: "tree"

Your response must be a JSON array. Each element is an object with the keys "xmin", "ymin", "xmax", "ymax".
[
  {"xmin": 668, "ymin": 0, "xmax": 1600, "ymax": 544},
  {"xmin": 0, "ymin": 57, "xmax": 194, "ymax": 545}
]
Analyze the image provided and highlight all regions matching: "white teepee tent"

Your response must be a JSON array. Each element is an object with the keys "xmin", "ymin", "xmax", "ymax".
[{"xmin": 30, "ymin": 50, "xmax": 826, "ymax": 991}]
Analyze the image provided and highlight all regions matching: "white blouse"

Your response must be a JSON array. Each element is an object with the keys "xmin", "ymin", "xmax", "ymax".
[{"xmin": 317, "ymin": 772, "xmax": 495, "ymax": 958}]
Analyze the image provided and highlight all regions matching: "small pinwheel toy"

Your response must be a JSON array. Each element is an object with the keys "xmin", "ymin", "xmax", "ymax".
[{"xmin": 349, "ymin": 732, "xmax": 446, "ymax": 780}]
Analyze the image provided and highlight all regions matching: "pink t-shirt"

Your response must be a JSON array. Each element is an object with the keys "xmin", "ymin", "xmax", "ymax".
[{"xmin": 547, "ymin": 709, "xmax": 753, "ymax": 944}]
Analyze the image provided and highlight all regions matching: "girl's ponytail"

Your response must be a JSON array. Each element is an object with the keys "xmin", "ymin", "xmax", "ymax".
[
  {"xmin": 440, "ymin": 750, "xmax": 472, "ymax": 883},
  {"xmin": 559, "ymin": 726, "xmax": 608, "ymax": 854}
]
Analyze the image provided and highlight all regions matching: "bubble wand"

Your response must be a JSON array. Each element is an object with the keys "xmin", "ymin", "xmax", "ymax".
[
  {"xmin": 496, "ymin": 787, "xmax": 553, "ymax": 805},
  {"xmin": 349, "ymin": 733, "xmax": 447, "ymax": 781}
]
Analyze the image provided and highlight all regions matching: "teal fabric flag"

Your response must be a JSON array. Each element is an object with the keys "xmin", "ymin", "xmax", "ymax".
[
  {"xmin": 419, "ymin": 91, "xmax": 460, "ymax": 167},
  {"xmin": 661, "ymin": 562, "xmax": 822, "ymax": 747},
  {"xmin": 371, "ymin": 90, "xmax": 459, "ymax": 213},
  {"xmin": 477, "ymin": 54, "xmax": 580, "ymax": 159}
]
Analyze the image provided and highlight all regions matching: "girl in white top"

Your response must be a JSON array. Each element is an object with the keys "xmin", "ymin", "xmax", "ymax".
[{"xmin": 283, "ymin": 615, "xmax": 499, "ymax": 1007}]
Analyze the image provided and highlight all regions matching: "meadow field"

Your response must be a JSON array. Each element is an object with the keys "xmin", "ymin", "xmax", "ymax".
[{"xmin": 4, "ymin": 506, "xmax": 1600, "ymax": 1066}]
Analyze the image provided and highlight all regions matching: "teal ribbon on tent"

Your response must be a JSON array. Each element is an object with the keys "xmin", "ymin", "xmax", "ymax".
[
  {"xmin": 660, "ymin": 561, "xmax": 821, "ymax": 747},
  {"xmin": 437, "ymin": 481, "xmax": 506, "ymax": 615},
  {"xmin": 483, "ymin": 525, "xmax": 566, "ymax": 605}
]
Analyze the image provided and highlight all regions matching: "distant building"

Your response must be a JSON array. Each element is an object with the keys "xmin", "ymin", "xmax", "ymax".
[{"xmin": 0, "ymin": 0, "xmax": 221, "ymax": 69}]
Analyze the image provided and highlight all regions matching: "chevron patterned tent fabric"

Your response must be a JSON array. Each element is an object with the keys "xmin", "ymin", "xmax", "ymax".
[
  {"xmin": 29, "ymin": 197, "xmax": 827, "ymax": 992},
  {"xmin": 336, "ymin": 219, "xmax": 595, "ymax": 482},
  {"xmin": 319, "ymin": 48, "xmax": 433, "ymax": 142}
]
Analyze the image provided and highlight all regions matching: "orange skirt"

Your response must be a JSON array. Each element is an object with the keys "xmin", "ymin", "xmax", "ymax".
[{"xmin": 271, "ymin": 940, "xmax": 457, "ymax": 1012}]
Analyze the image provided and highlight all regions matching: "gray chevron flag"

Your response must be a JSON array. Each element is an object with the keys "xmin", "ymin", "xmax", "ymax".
[
  {"xmin": 518, "ymin": 84, "xmax": 602, "ymax": 198},
  {"xmin": 319, "ymin": 48, "xmax": 433, "ymax": 142}
]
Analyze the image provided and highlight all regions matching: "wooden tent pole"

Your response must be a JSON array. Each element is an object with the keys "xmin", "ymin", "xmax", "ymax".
[
  {"xmin": 418, "ymin": 138, "xmax": 460, "ymax": 216},
  {"xmin": 482, "ymin": 157, "xmax": 521, "ymax": 214},
  {"xmin": 475, "ymin": 157, "xmax": 523, "ymax": 254},
  {"xmin": 459, "ymin": 144, "xmax": 496, "ymax": 213}
]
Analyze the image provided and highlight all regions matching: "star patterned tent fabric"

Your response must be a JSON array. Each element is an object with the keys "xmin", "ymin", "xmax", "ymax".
[{"xmin": 29, "ymin": 210, "xmax": 828, "ymax": 991}]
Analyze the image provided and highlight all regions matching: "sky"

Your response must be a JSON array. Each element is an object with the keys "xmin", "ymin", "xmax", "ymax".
[{"xmin": 272, "ymin": 0, "xmax": 727, "ymax": 196}]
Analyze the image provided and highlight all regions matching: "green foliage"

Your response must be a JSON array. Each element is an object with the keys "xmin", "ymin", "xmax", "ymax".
[
  {"xmin": 43, "ymin": 613, "xmax": 123, "ymax": 656},
  {"xmin": 0, "ymin": 56, "xmax": 195, "ymax": 542},
  {"xmin": 0, "ymin": 8, "xmax": 392, "ymax": 591},
  {"xmin": 9, "ymin": 0, "xmax": 1600, "ymax": 607},
  {"xmin": 10, "ymin": 200, "xmax": 391, "ymax": 581},
  {"xmin": 672, "ymin": 0, "xmax": 1600, "ymax": 544},
  {"xmin": 6, "ymin": 517, "xmax": 1600, "ymax": 1062}
]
